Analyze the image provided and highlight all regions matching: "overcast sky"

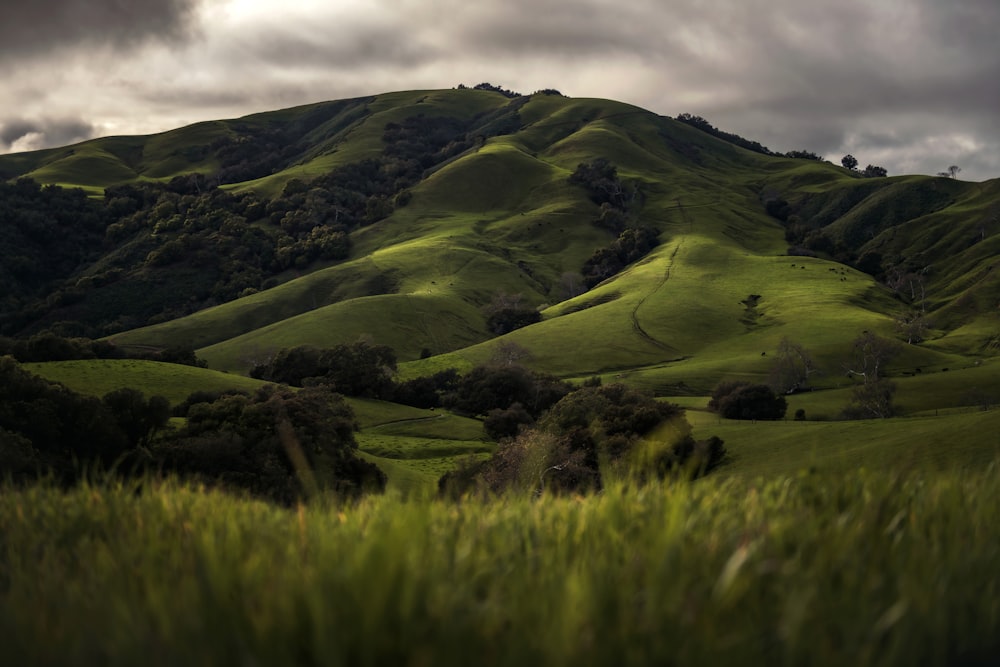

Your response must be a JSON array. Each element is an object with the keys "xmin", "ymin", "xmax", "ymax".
[{"xmin": 2, "ymin": 0, "xmax": 997, "ymax": 181}]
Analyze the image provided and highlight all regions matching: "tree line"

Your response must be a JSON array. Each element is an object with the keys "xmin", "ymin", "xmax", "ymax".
[{"xmin": 0, "ymin": 356, "xmax": 384, "ymax": 504}]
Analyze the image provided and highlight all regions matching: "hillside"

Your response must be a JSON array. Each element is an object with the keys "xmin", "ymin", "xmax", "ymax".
[{"xmin": 2, "ymin": 86, "xmax": 999, "ymax": 416}]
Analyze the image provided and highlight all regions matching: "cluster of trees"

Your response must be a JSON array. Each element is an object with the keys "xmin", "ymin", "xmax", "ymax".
[
  {"xmin": 0, "ymin": 357, "xmax": 384, "ymax": 504},
  {"xmin": 676, "ymin": 114, "xmax": 776, "ymax": 156},
  {"xmin": 582, "ymin": 226, "xmax": 660, "ymax": 288},
  {"xmin": 707, "ymin": 331, "xmax": 907, "ymax": 422},
  {"xmin": 248, "ymin": 342, "xmax": 567, "ymax": 419},
  {"xmin": 569, "ymin": 158, "xmax": 660, "ymax": 288},
  {"xmin": 569, "ymin": 157, "xmax": 639, "ymax": 217},
  {"xmin": 0, "ymin": 333, "xmax": 204, "ymax": 366},
  {"xmin": 676, "ymin": 114, "xmax": 822, "ymax": 161},
  {"xmin": 250, "ymin": 341, "xmax": 398, "ymax": 399},
  {"xmin": 457, "ymin": 82, "xmax": 523, "ymax": 98},
  {"xmin": 708, "ymin": 381, "xmax": 787, "ymax": 420},
  {"xmin": 840, "ymin": 155, "xmax": 888, "ymax": 178},
  {"xmin": 0, "ymin": 357, "xmax": 169, "ymax": 481},
  {"xmin": 159, "ymin": 385, "xmax": 385, "ymax": 503},
  {"xmin": 441, "ymin": 381, "xmax": 726, "ymax": 497},
  {"xmin": 482, "ymin": 292, "xmax": 541, "ymax": 335},
  {"xmin": 0, "ymin": 178, "xmax": 109, "ymax": 334}
]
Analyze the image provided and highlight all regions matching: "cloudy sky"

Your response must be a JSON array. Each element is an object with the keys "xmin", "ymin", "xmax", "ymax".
[{"xmin": 2, "ymin": 0, "xmax": 998, "ymax": 180}]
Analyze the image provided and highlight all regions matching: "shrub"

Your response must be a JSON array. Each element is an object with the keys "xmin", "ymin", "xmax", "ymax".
[
  {"xmin": 709, "ymin": 381, "xmax": 787, "ymax": 420},
  {"xmin": 447, "ymin": 383, "xmax": 725, "ymax": 496}
]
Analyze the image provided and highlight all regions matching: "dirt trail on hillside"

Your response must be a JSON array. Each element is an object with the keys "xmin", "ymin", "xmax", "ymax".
[{"xmin": 630, "ymin": 241, "xmax": 681, "ymax": 353}]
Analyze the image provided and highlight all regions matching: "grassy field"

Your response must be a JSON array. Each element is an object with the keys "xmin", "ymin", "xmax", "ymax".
[
  {"xmin": 18, "ymin": 356, "xmax": 1000, "ymax": 496},
  {"xmin": 20, "ymin": 359, "xmax": 269, "ymax": 405},
  {"xmin": 2, "ymin": 467, "xmax": 998, "ymax": 666}
]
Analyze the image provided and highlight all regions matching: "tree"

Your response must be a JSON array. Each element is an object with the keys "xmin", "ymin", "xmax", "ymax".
[
  {"xmin": 708, "ymin": 381, "xmax": 787, "ymax": 420},
  {"xmin": 251, "ymin": 341, "xmax": 397, "ymax": 398},
  {"xmin": 841, "ymin": 154, "xmax": 858, "ymax": 171},
  {"xmin": 841, "ymin": 331, "xmax": 901, "ymax": 419},
  {"xmin": 102, "ymin": 388, "xmax": 171, "ymax": 448},
  {"xmin": 483, "ymin": 402, "xmax": 534, "ymax": 440},
  {"xmin": 894, "ymin": 310, "xmax": 930, "ymax": 344},
  {"xmin": 843, "ymin": 379, "xmax": 897, "ymax": 419},
  {"xmin": 157, "ymin": 386, "xmax": 385, "ymax": 503},
  {"xmin": 0, "ymin": 356, "xmax": 129, "ymax": 477},
  {"xmin": 557, "ymin": 271, "xmax": 586, "ymax": 301},
  {"xmin": 843, "ymin": 331, "xmax": 900, "ymax": 384},
  {"xmin": 442, "ymin": 364, "xmax": 570, "ymax": 418},
  {"xmin": 862, "ymin": 164, "xmax": 887, "ymax": 178},
  {"xmin": 490, "ymin": 341, "xmax": 533, "ymax": 367},
  {"xmin": 446, "ymin": 383, "xmax": 723, "ymax": 496},
  {"xmin": 483, "ymin": 292, "xmax": 541, "ymax": 335},
  {"xmin": 767, "ymin": 337, "xmax": 818, "ymax": 394}
]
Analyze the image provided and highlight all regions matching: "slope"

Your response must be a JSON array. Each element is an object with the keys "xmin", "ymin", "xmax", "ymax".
[{"xmin": 1, "ymin": 87, "xmax": 997, "ymax": 401}]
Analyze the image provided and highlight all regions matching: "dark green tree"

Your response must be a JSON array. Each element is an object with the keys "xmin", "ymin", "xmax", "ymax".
[
  {"xmin": 102, "ymin": 388, "xmax": 171, "ymax": 448},
  {"xmin": 709, "ymin": 381, "xmax": 787, "ymax": 420},
  {"xmin": 157, "ymin": 386, "xmax": 385, "ymax": 503}
]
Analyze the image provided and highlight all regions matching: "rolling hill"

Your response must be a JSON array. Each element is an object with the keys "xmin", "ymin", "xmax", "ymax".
[{"xmin": 2, "ymin": 86, "xmax": 999, "ymax": 487}]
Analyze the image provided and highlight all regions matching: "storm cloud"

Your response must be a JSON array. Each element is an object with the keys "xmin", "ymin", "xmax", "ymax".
[
  {"xmin": 0, "ymin": 0, "xmax": 200, "ymax": 61},
  {"xmin": 0, "ymin": 0, "xmax": 997, "ymax": 180},
  {"xmin": 0, "ymin": 118, "xmax": 96, "ymax": 152}
]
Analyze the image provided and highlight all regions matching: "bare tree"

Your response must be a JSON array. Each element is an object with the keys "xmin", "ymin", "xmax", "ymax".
[
  {"xmin": 842, "ymin": 331, "xmax": 902, "ymax": 418},
  {"xmin": 767, "ymin": 337, "xmax": 819, "ymax": 394},
  {"xmin": 557, "ymin": 271, "xmax": 586, "ymax": 301},
  {"xmin": 490, "ymin": 341, "xmax": 533, "ymax": 367},
  {"xmin": 843, "ymin": 331, "xmax": 901, "ymax": 384},
  {"xmin": 894, "ymin": 310, "xmax": 930, "ymax": 344}
]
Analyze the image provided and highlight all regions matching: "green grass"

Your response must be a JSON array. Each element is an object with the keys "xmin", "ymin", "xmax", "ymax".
[
  {"xmin": 2, "ymin": 468, "xmax": 998, "ymax": 666},
  {"xmin": 20, "ymin": 359, "xmax": 270, "ymax": 405},
  {"xmin": 689, "ymin": 407, "xmax": 1000, "ymax": 478},
  {"xmin": 354, "ymin": 408, "xmax": 492, "ymax": 496}
]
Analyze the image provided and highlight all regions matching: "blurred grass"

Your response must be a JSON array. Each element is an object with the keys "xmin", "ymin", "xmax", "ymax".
[{"xmin": 1, "ymin": 467, "xmax": 998, "ymax": 666}]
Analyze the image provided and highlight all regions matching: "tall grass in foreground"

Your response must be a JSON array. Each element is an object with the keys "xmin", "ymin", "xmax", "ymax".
[{"xmin": 1, "ymin": 468, "xmax": 998, "ymax": 666}]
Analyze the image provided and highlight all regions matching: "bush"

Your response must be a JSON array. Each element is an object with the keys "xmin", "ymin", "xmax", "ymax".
[
  {"xmin": 483, "ymin": 402, "xmax": 533, "ymax": 441},
  {"xmin": 447, "ymin": 383, "xmax": 725, "ymax": 496},
  {"xmin": 709, "ymin": 381, "xmax": 787, "ymax": 420},
  {"xmin": 442, "ymin": 365, "xmax": 571, "ymax": 418},
  {"xmin": 156, "ymin": 386, "xmax": 385, "ymax": 504}
]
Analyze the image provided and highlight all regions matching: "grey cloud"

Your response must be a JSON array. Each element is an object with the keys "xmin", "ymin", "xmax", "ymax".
[
  {"xmin": 0, "ymin": 118, "xmax": 96, "ymax": 151},
  {"xmin": 0, "ymin": 0, "xmax": 200, "ymax": 61},
  {"xmin": 1, "ymin": 0, "xmax": 997, "ymax": 180},
  {"xmin": 236, "ymin": 17, "xmax": 441, "ymax": 70}
]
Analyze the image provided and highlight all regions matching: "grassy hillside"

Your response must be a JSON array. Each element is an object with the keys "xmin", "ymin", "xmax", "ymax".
[
  {"xmin": 3, "ymin": 87, "xmax": 1000, "ymax": 488},
  {"xmin": 21, "ymin": 359, "xmax": 268, "ymax": 405}
]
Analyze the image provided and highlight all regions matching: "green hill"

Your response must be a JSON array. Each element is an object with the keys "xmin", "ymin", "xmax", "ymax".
[{"xmin": 2, "ymin": 86, "xmax": 999, "ymax": 487}]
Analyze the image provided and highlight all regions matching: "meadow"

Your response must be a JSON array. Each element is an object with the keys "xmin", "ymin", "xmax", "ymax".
[{"xmin": 1, "ymin": 467, "xmax": 997, "ymax": 666}]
